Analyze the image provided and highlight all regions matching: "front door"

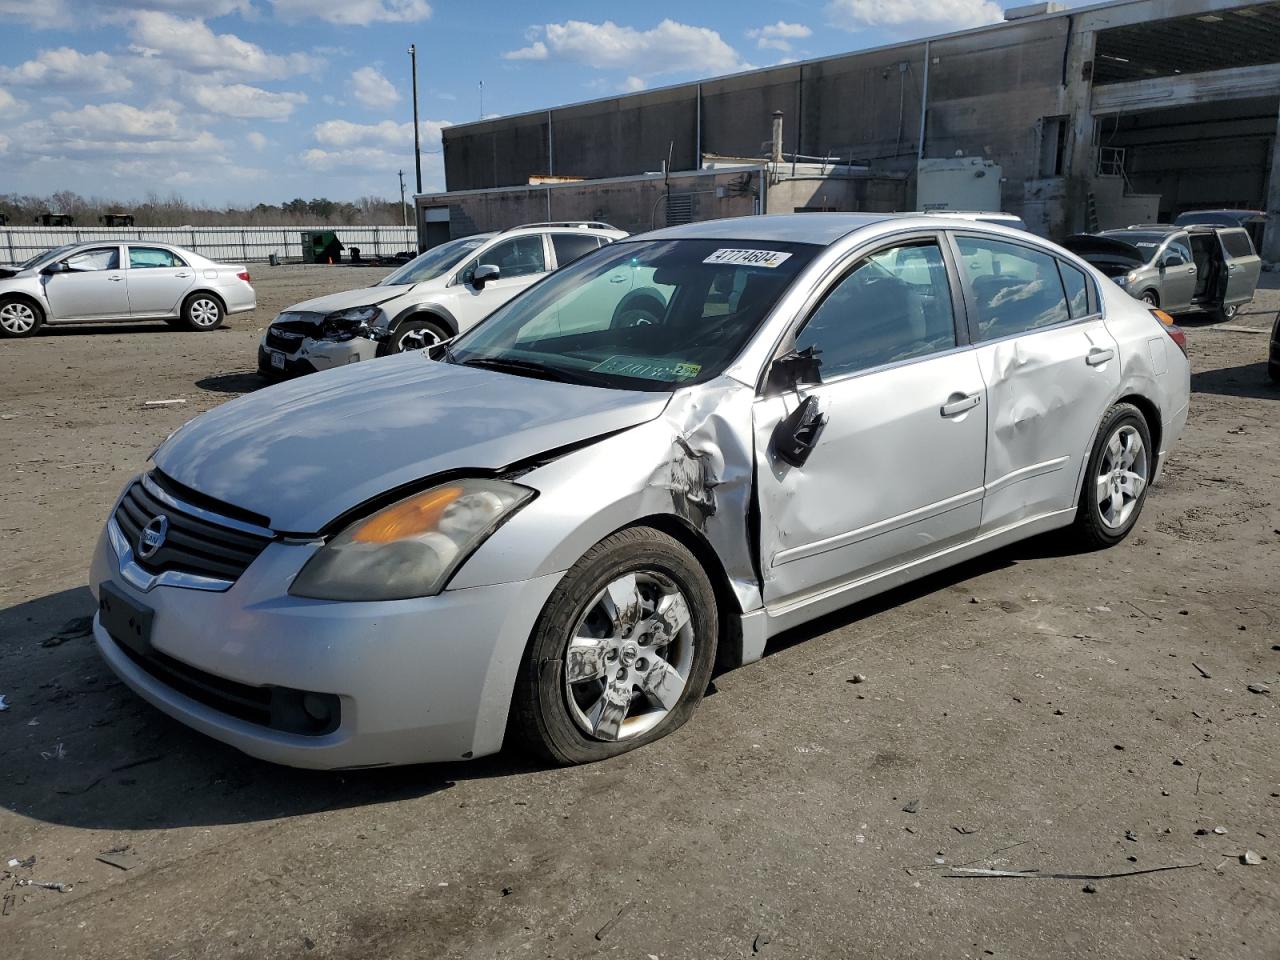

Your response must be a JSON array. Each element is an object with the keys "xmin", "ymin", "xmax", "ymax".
[
  {"xmin": 450, "ymin": 234, "xmax": 550, "ymax": 332},
  {"xmin": 125, "ymin": 246, "xmax": 195, "ymax": 317},
  {"xmin": 43, "ymin": 246, "xmax": 129, "ymax": 320},
  {"xmin": 755, "ymin": 236, "xmax": 988, "ymax": 607},
  {"xmin": 950, "ymin": 234, "xmax": 1121, "ymax": 531},
  {"xmin": 1157, "ymin": 234, "xmax": 1197, "ymax": 312}
]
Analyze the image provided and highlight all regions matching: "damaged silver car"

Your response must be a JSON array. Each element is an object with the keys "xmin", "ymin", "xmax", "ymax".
[{"xmin": 90, "ymin": 214, "xmax": 1190, "ymax": 768}]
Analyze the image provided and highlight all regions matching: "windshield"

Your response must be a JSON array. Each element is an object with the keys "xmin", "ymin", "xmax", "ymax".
[
  {"xmin": 19, "ymin": 245, "xmax": 75, "ymax": 270},
  {"xmin": 447, "ymin": 238, "xmax": 820, "ymax": 391},
  {"xmin": 1102, "ymin": 231, "xmax": 1170, "ymax": 261},
  {"xmin": 378, "ymin": 236, "xmax": 490, "ymax": 286}
]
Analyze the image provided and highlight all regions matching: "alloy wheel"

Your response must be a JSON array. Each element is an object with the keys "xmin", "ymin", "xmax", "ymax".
[
  {"xmin": 399, "ymin": 326, "xmax": 442, "ymax": 351},
  {"xmin": 0, "ymin": 302, "xmax": 37, "ymax": 335},
  {"xmin": 1095, "ymin": 423, "xmax": 1148, "ymax": 529},
  {"xmin": 563, "ymin": 571, "xmax": 695, "ymax": 742}
]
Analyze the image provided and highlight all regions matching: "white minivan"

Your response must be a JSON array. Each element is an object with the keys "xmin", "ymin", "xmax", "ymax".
[{"xmin": 259, "ymin": 222, "xmax": 625, "ymax": 377}]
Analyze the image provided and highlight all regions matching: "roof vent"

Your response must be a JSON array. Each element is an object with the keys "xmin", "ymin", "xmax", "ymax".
[{"xmin": 1004, "ymin": 2, "xmax": 1065, "ymax": 20}]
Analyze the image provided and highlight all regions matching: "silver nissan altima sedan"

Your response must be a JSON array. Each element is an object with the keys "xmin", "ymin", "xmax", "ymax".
[{"xmin": 89, "ymin": 214, "xmax": 1190, "ymax": 768}]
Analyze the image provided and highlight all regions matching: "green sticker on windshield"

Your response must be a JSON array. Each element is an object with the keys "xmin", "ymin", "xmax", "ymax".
[{"xmin": 591, "ymin": 356, "xmax": 702, "ymax": 381}]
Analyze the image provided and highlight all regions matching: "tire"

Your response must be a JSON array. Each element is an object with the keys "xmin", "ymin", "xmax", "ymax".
[
  {"xmin": 1139, "ymin": 290, "xmax": 1159, "ymax": 307},
  {"xmin": 1214, "ymin": 302, "xmax": 1241, "ymax": 322},
  {"xmin": 0, "ymin": 297, "xmax": 44, "ymax": 338},
  {"xmin": 610, "ymin": 294, "xmax": 665, "ymax": 329},
  {"xmin": 510, "ymin": 526, "xmax": 719, "ymax": 765},
  {"xmin": 377, "ymin": 317, "xmax": 449, "ymax": 356},
  {"xmin": 1268, "ymin": 361, "xmax": 1280, "ymax": 384},
  {"xmin": 1071, "ymin": 403, "xmax": 1154, "ymax": 549},
  {"xmin": 179, "ymin": 293, "xmax": 224, "ymax": 331}
]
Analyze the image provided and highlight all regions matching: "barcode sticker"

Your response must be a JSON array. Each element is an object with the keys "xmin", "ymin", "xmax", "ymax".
[{"xmin": 703, "ymin": 249, "xmax": 793, "ymax": 268}]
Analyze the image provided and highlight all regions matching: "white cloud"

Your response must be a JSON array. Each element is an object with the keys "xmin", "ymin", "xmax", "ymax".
[
  {"xmin": 50, "ymin": 102, "xmax": 185, "ymax": 140},
  {"xmin": 502, "ymin": 19, "xmax": 750, "ymax": 78},
  {"xmin": 0, "ymin": 0, "xmax": 252, "ymax": 28},
  {"xmin": 272, "ymin": 0, "xmax": 431, "ymax": 25},
  {"xmin": 0, "ymin": 87, "xmax": 25, "ymax": 116},
  {"xmin": 351, "ymin": 66, "xmax": 400, "ymax": 109},
  {"xmin": 0, "ymin": 48, "xmax": 132, "ymax": 94},
  {"xmin": 621, "ymin": 76, "xmax": 646, "ymax": 92},
  {"xmin": 312, "ymin": 118, "xmax": 449, "ymax": 149},
  {"xmin": 129, "ymin": 12, "xmax": 317, "ymax": 79},
  {"xmin": 747, "ymin": 21, "xmax": 812, "ymax": 52},
  {"xmin": 189, "ymin": 82, "xmax": 307, "ymax": 120},
  {"xmin": 246, "ymin": 131, "xmax": 269, "ymax": 150},
  {"xmin": 826, "ymin": 0, "xmax": 1001, "ymax": 30}
]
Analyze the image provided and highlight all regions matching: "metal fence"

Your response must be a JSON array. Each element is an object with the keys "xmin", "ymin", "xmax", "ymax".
[{"xmin": 0, "ymin": 225, "xmax": 419, "ymax": 265}]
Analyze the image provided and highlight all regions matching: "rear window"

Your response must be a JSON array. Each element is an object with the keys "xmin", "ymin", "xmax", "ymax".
[
  {"xmin": 551, "ymin": 232, "xmax": 601, "ymax": 267},
  {"xmin": 1058, "ymin": 261, "xmax": 1091, "ymax": 318},
  {"xmin": 1220, "ymin": 229, "xmax": 1255, "ymax": 259}
]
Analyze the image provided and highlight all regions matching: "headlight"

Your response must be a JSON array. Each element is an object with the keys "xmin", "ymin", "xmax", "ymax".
[
  {"xmin": 1113, "ymin": 275, "xmax": 1131, "ymax": 286},
  {"xmin": 321, "ymin": 305, "xmax": 381, "ymax": 340},
  {"xmin": 289, "ymin": 479, "xmax": 534, "ymax": 601}
]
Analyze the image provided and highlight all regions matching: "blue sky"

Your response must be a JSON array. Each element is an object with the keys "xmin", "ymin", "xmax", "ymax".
[{"xmin": 0, "ymin": 0, "xmax": 1071, "ymax": 205}]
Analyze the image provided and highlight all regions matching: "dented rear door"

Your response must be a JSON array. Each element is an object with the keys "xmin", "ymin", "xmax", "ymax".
[{"xmin": 951, "ymin": 233, "xmax": 1120, "ymax": 532}]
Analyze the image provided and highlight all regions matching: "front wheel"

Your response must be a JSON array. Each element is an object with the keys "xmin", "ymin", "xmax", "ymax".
[
  {"xmin": 1071, "ymin": 403, "xmax": 1153, "ymax": 549},
  {"xmin": 179, "ymin": 293, "xmax": 224, "ymax": 331},
  {"xmin": 1140, "ymin": 290, "xmax": 1159, "ymax": 307},
  {"xmin": 0, "ymin": 298, "xmax": 43, "ymax": 338},
  {"xmin": 510, "ymin": 527, "xmax": 718, "ymax": 765},
  {"xmin": 377, "ymin": 318, "xmax": 448, "ymax": 356}
]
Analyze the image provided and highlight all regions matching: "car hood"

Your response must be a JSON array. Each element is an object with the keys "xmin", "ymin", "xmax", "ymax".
[
  {"xmin": 153, "ymin": 354, "xmax": 671, "ymax": 533},
  {"xmin": 283, "ymin": 284, "xmax": 415, "ymax": 316},
  {"xmin": 1060, "ymin": 234, "xmax": 1148, "ymax": 267}
]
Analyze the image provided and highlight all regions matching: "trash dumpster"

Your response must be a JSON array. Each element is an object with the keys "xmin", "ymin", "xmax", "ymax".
[{"xmin": 301, "ymin": 230, "xmax": 345, "ymax": 264}]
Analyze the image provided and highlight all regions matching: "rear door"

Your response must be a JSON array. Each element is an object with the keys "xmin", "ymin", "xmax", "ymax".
[
  {"xmin": 754, "ymin": 233, "xmax": 988, "ymax": 606},
  {"xmin": 548, "ymin": 232, "xmax": 601, "ymax": 270},
  {"xmin": 1217, "ymin": 228, "xmax": 1261, "ymax": 308},
  {"xmin": 125, "ymin": 246, "xmax": 196, "ymax": 317},
  {"xmin": 43, "ymin": 245, "xmax": 129, "ymax": 320},
  {"xmin": 951, "ymin": 232, "xmax": 1120, "ymax": 531}
]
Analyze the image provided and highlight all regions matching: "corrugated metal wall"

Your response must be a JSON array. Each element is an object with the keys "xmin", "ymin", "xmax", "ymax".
[{"xmin": 0, "ymin": 226, "xmax": 418, "ymax": 265}]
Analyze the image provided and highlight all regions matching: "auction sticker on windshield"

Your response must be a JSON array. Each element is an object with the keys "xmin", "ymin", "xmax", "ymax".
[
  {"xmin": 703, "ymin": 249, "xmax": 793, "ymax": 268},
  {"xmin": 591, "ymin": 356, "xmax": 702, "ymax": 381}
]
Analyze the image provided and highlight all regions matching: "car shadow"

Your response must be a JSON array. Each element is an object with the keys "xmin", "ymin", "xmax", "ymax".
[
  {"xmin": 36, "ymin": 323, "xmax": 176, "ymax": 337},
  {"xmin": 0, "ymin": 586, "xmax": 541, "ymax": 832},
  {"xmin": 1191, "ymin": 361, "xmax": 1279, "ymax": 400},
  {"xmin": 196, "ymin": 371, "xmax": 270, "ymax": 395}
]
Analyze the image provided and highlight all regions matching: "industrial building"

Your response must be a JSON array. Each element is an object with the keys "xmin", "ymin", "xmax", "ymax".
[{"xmin": 417, "ymin": 0, "xmax": 1280, "ymax": 256}]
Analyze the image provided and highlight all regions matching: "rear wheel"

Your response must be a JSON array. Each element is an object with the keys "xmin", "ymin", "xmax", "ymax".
[
  {"xmin": 0, "ymin": 298, "xmax": 43, "ymax": 338},
  {"xmin": 1071, "ymin": 403, "xmax": 1153, "ymax": 548},
  {"xmin": 510, "ymin": 527, "xmax": 718, "ymax": 765},
  {"xmin": 179, "ymin": 293, "xmax": 224, "ymax": 331}
]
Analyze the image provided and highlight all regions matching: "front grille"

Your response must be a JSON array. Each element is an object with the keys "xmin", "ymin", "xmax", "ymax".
[
  {"xmin": 266, "ymin": 327, "xmax": 306, "ymax": 352},
  {"xmin": 113, "ymin": 480, "xmax": 272, "ymax": 583}
]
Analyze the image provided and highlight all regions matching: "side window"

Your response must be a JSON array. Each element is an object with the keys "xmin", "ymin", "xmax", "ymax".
[
  {"xmin": 550, "ymin": 233, "xmax": 600, "ymax": 268},
  {"xmin": 1220, "ymin": 229, "xmax": 1255, "ymax": 259},
  {"xmin": 1163, "ymin": 237, "xmax": 1192, "ymax": 265},
  {"xmin": 129, "ymin": 247, "xmax": 184, "ymax": 269},
  {"xmin": 477, "ymin": 236, "xmax": 547, "ymax": 280},
  {"xmin": 955, "ymin": 236, "xmax": 1070, "ymax": 341},
  {"xmin": 794, "ymin": 240, "xmax": 958, "ymax": 379},
  {"xmin": 64, "ymin": 247, "xmax": 119, "ymax": 272},
  {"xmin": 1058, "ymin": 260, "xmax": 1091, "ymax": 319}
]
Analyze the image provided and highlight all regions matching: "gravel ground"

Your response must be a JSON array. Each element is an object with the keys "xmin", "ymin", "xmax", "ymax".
[{"xmin": 0, "ymin": 263, "xmax": 1277, "ymax": 959}]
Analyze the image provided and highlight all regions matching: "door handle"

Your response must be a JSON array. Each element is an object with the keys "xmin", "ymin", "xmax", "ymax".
[
  {"xmin": 1085, "ymin": 347, "xmax": 1115, "ymax": 366},
  {"xmin": 174, "ymin": 272, "xmax": 191, "ymax": 278},
  {"xmin": 940, "ymin": 392, "xmax": 981, "ymax": 417},
  {"xmin": 1186, "ymin": 266, "xmax": 1197, "ymax": 274},
  {"xmin": 108, "ymin": 275, "xmax": 124, "ymax": 282},
  {"xmin": 609, "ymin": 275, "xmax": 627, "ymax": 283}
]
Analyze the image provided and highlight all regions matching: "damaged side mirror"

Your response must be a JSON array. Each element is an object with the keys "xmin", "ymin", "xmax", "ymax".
[
  {"xmin": 772, "ymin": 395, "xmax": 826, "ymax": 468},
  {"xmin": 767, "ymin": 345, "xmax": 823, "ymax": 395}
]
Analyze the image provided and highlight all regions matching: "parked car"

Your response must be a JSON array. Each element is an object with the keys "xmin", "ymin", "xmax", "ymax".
[
  {"xmin": 90, "ymin": 213, "xmax": 1189, "ymax": 768},
  {"xmin": 0, "ymin": 242, "xmax": 254, "ymax": 337},
  {"xmin": 1062, "ymin": 224, "xmax": 1260, "ymax": 319},
  {"xmin": 1173, "ymin": 209, "xmax": 1266, "ymax": 254},
  {"xmin": 1269, "ymin": 311, "xmax": 1280, "ymax": 382},
  {"xmin": 258, "ymin": 222, "xmax": 627, "ymax": 377}
]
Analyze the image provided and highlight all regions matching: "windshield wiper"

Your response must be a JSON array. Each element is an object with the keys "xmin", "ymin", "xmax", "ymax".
[{"xmin": 459, "ymin": 356, "xmax": 605, "ymax": 386}]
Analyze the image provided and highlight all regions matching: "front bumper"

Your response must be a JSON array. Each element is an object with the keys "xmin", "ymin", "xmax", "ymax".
[
  {"xmin": 90, "ymin": 524, "xmax": 563, "ymax": 768},
  {"xmin": 258, "ymin": 335, "xmax": 378, "ymax": 377}
]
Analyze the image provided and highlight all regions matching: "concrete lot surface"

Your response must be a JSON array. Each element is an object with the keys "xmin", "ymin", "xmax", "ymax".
[{"xmin": 1, "ymin": 264, "xmax": 1277, "ymax": 958}]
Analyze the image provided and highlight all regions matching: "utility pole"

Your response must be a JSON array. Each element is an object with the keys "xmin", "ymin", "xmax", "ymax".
[
  {"xmin": 408, "ymin": 43, "xmax": 422, "ymax": 194},
  {"xmin": 398, "ymin": 169, "xmax": 407, "ymax": 227},
  {"xmin": 479, "ymin": 80, "xmax": 484, "ymax": 120}
]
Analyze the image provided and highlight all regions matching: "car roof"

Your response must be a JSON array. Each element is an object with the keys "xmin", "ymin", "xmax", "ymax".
[{"xmin": 640, "ymin": 213, "xmax": 898, "ymax": 245}]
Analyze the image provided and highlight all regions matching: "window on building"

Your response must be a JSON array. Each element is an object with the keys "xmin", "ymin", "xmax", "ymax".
[{"xmin": 1038, "ymin": 116, "xmax": 1068, "ymax": 178}]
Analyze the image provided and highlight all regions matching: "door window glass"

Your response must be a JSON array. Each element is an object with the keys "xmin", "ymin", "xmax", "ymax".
[
  {"xmin": 1162, "ymin": 237, "xmax": 1192, "ymax": 265},
  {"xmin": 466, "ymin": 235, "xmax": 547, "ymax": 281},
  {"xmin": 1220, "ymin": 229, "xmax": 1255, "ymax": 259},
  {"xmin": 64, "ymin": 247, "xmax": 119, "ymax": 271},
  {"xmin": 550, "ymin": 233, "xmax": 600, "ymax": 267},
  {"xmin": 1058, "ymin": 261, "xmax": 1091, "ymax": 319},
  {"xmin": 793, "ymin": 240, "xmax": 957, "ymax": 378},
  {"xmin": 129, "ymin": 247, "xmax": 185, "ymax": 269},
  {"xmin": 955, "ymin": 236, "xmax": 1070, "ymax": 340}
]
